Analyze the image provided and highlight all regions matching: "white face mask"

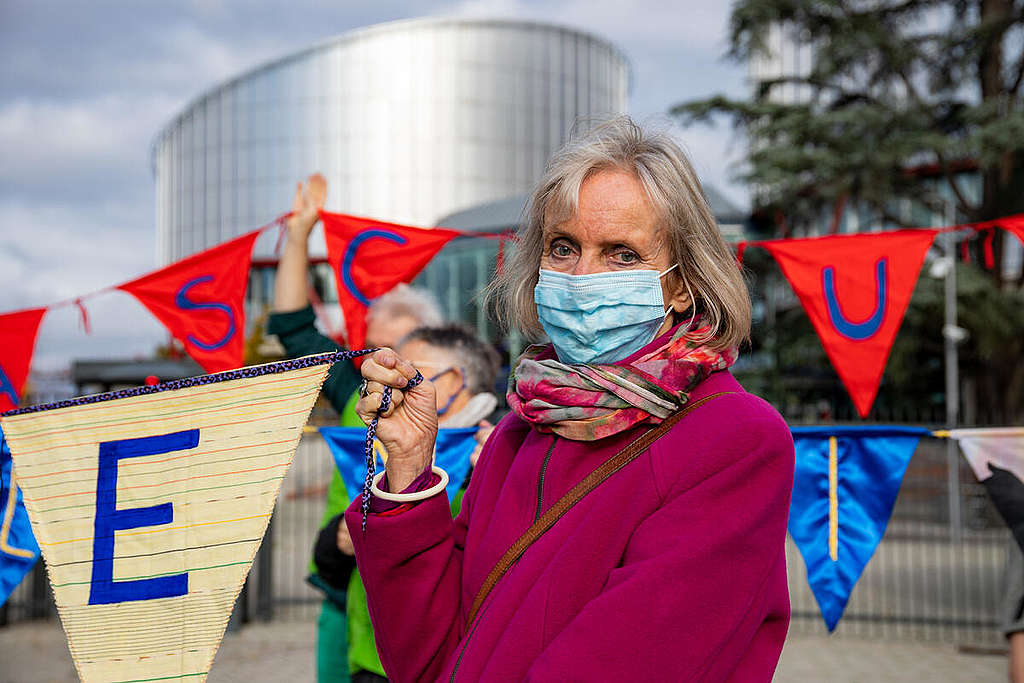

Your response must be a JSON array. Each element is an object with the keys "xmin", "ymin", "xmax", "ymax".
[{"xmin": 533, "ymin": 264, "xmax": 681, "ymax": 365}]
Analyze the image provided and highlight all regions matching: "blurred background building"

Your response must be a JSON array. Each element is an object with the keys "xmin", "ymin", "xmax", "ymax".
[
  {"xmin": 153, "ymin": 17, "xmax": 631, "ymax": 263},
  {"xmin": 151, "ymin": 18, "xmax": 628, "ymax": 345},
  {"xmin": 151, "ymin": 17, "xmax": 748, "ymax": 358}
]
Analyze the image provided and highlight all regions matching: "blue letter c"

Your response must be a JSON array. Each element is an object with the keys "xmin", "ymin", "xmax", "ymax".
[{"xmin": 341, "ymin": 229, "xmax": 408, "ymax": 306}]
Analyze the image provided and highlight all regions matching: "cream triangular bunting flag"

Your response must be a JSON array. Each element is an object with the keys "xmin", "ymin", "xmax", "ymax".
[{"xmin": 1, "ymin": 352, "xmax": 364, "ymax": 683}]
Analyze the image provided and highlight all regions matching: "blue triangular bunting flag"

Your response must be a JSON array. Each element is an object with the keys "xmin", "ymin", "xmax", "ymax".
[
  {"xmin": 319, "ymin": 426, "xmax": 477, "ymax": 504},
  {"xmin": 788, "ymin": 425, "xmax": 928, "ymax": 631},
  {"xmin": 0, "ymin": 426, "xmax": 40, "ymax": 606}
]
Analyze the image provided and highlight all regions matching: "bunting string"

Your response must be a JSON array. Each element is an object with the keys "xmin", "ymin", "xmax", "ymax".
[
  {"xmin": 0, "ymin": 200, "xmax": 1020, "ymax": 657},
  {"xmin": 359, "ymin": 370, "xmax": 424, "ymax": 531},
  {"xmin": 0, "ymin": 210, "xmax": 1022, "ymax": 415}
]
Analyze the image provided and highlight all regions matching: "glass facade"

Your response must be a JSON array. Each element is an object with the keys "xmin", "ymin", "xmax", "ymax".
[{"xmin": 153, "ymin": 18, "xmax": 630, "ymax": 268}]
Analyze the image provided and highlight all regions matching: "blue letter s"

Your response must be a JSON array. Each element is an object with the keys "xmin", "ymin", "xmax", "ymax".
[{"xmin": 175, "ymin": 276, "xmax": 235, "ymax": 350}]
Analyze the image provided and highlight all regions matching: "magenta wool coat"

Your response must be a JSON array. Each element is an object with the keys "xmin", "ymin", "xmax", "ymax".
[{"xmin": 345, "ymin": 368, "xmax": 794, "ymax": 682}]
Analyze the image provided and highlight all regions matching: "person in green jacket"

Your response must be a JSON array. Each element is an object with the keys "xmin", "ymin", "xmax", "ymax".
[
  {"xmin": 267, "ymin": 174, "xmax": 444, "ymax": 683},
  {"xmin": 313, "ymin": 323, "xmax": 500, "ymax": 682}
]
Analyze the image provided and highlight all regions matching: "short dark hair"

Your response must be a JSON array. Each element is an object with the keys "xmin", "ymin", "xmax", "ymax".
[{"xmin": 400, "ymin": 324, "xmax": 501, "ymax": 395}]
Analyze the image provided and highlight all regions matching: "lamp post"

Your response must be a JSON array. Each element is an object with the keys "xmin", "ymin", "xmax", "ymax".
[
  {"xmin": 931, "ymin": 232, "xmax": 967, "ymax": 544},
  {"xmin": 939, "ymin": 231, "xmax": 969, "ymax": 544}
]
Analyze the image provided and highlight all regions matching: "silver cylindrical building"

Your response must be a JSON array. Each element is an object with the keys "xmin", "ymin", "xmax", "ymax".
[{"xmin": 152, "ymin": 17, "xmax": 630, "ymax": 267}]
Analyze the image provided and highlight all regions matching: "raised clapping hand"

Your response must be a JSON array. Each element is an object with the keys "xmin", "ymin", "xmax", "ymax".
[
  {"xmin": 287, "ymin": 172, "xmax": 327, "ymax": 241},
  {"xmin": 356, "ymin": 349, "xmax": 439, "ymax": 493}
]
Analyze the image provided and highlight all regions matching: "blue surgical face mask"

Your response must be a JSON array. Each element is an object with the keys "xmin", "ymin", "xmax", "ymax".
[
  {"xmin": 429, "ymin": 367, "xmax": 466, "ymax": 416},
  {"xmin": 534, "ymin": 264, "xmax": 679, "ymax": 365}
]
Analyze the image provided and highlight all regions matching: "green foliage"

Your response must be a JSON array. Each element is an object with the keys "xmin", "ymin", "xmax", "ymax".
[
  {"xmin": 673, "ymin": 0, "xmax": 1024, "ymax": 230},
  {"xmin": 677, "ymin": 0, "xmax": 1024, "ymax": 422},
  {"xmin": 887, "ymin": 262, "xmax": 1024, "ymax": 421},
  {"xmin": 737, "ymin": 255, "xmax": 1024, "ymax": 422}
]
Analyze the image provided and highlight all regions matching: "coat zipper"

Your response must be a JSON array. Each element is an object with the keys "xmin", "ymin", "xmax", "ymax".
[
  {"xmin": 534, "ymin": 436, "xmax": 558, "ymax": 523},
  {"xmin": 450, "ymin": 393, "xmax": 730, "ymax": 682},
  {"xmin": 450, "ymin": 594, "xmax": 495, "ymax": 681},
  {"xmin": 451, "ymin": 435, "xmax": 558, "ymax": 681}
]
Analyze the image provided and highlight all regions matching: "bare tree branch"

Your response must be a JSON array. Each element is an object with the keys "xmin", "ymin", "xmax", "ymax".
[
  {"xmin": 934, "ymin": 150, "xmax": 981, "ymax": 217},
  {"xmin": 1011, "ymin": 47, "xmax": 1024, "ymax": 95}
]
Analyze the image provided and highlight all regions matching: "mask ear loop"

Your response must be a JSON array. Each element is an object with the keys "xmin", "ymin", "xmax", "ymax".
[
  {"xmin": 662, "ymin": 264, "xmax": 697, "ymax": 333},
  {"xmin": 682, "ymin": 277, "xmax": 697, "ymax": 332}
]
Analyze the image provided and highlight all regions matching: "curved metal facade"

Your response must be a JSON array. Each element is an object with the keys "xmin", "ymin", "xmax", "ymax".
[{"xmin": 153, "ymin": 18, "xmax": 629, "ymax": 265}]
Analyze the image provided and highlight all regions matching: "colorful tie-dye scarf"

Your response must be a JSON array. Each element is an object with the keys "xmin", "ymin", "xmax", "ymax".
[{"xmin": 506, "ymin": 316, "xmax": 736, "ymax": 441}]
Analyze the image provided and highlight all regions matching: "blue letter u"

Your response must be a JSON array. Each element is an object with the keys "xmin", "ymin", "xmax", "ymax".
[{"xmin": 822, "ymin": 258, "xmax": 888, "ymax": 341}]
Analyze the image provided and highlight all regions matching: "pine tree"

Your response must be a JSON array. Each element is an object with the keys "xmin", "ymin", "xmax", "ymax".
[{"xmin": 673, "ymin": 0, "xmax": 1024, "ymax": 285}]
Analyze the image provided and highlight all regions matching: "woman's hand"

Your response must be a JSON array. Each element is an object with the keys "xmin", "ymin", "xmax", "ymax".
[
  {"xmin": 273, "ymin": 173, "xmax": 326, "ymax": 313},
  {"xmin": 356, "ymin": 348, "xmax": 438, "ymax": 492},
  {"xmin": 286, "ymin": 173, "xmax": 326, "ymax": 242},
  {"xmin": 336, "ymin": 518, "xmax": 354, "ymax": 556},
  {"xmin": 470, "ymin": 419, "xmax": 494, "ymax": 467}
]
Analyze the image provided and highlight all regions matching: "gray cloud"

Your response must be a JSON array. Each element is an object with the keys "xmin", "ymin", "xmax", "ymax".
[{"xmin": 0, "ymin": 0, "xmax": 750, "ymax": 373}]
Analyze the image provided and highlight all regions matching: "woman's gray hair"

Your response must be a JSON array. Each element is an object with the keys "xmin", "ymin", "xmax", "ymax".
[
  {"xmin": 488, "ymin": 116, "xmax": 751, "ymax": 351},
  {"xmin": 399, "ymin": 324, "xmax": 500, "ymax": 395},
  {"xmin": 367, "ymin": 284, "xmax": 443, "ymax": 327}
]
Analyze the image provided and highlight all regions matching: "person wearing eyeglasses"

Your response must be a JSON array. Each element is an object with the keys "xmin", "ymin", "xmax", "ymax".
[
  {"xmin": 315, "ymin": 323, "xmax": 500, "ymax": 683},
  {"xmin": 269, "ymin": 175, "xmax": 447, "ymax": 683}
]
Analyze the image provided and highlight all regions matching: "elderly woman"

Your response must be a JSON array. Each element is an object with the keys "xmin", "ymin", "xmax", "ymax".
[{"xmin": 347, "ymin": 117, "xmax": 794, "ymax": 682}]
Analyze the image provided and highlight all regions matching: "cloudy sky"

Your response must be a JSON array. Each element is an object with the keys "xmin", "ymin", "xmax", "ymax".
[{"xmin": 0, "ymin": 0, "xmax": 749, "ymax": 373}]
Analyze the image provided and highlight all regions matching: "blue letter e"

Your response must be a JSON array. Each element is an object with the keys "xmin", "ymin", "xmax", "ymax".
[{"xmin": 88, "ymin": 430, "xmax": 198, "ymax": 605}]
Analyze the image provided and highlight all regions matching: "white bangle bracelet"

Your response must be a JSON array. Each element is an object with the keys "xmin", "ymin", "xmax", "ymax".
[{"xmin": 370, "ymin": 465, "xmax": 450, "ymax": 503}]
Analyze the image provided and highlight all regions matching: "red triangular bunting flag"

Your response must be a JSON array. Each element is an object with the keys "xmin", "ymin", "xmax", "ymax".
[
  {"xmin": 118, "ymin": 231, "xmax": 259, "ymax": 373},
  {"xmin": 998, "ymin": 214, "xmax": 1024, "ymax": 248},
  {"xmin": 321, "ymin": 212, "xmax": 458, "ymax": 349},
  {"xmin": 0, "ymin": 307, "xmax": 47, "ymax": 412},
  {"xmin": 761, "ymin": 230, "xmax": 936, "ymax": 417},
  {"xmin": 736, "ymin": 242, "xmax": 748, "ymax": 266}
]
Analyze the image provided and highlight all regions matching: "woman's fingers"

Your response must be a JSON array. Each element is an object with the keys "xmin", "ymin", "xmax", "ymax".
[
  {"xmin": 372, "ymin": 348, "xmax": 422, "ymax": 384},
  {"xmin": 362, "ymin": 380, "xmax": 389, "ymax": 397},
  {"xmin": 307, "ymin": 173, "xmax": 327, "ymax": 208},
  {"xmin": 362, "ymin": 349, "xmax": 421, "ymax": 387},
  {"xmin": 356, "ymin": 349, "xmax": 421, "ymax": 424},
  {"xmin": 355, "ymin": 385, "xmax": 405, "ymax": 421},
  {"xmin": 356, "ymin": 348, "xmax": 438, "ymax": 477}
]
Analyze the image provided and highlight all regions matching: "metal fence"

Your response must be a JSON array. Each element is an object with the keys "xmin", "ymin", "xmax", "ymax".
[
  {"xmin": 786, "ymin": 435, "xmax": 1008, "ymax": 648},
  {"xmin": 1, "ymin": 430, "xmax": 1012, "ymax": 650}
]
